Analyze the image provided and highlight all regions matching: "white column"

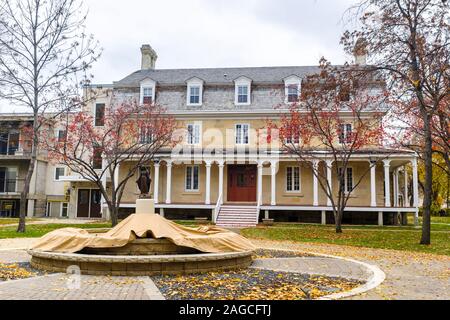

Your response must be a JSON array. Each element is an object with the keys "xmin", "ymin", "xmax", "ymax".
[
  {"xmin": 257, "ymin": 161, "xmax": 263, "ymax": 206},
  {"xmin": 321, "ymin": 211, "xmax": 327, "ymax": 225},
  {"xmin": 383, "ymin": 160, "xmax": 391, "ymax": 207},
  {"xmin": 159, "ymin": 208, "xmax": 165, "ymax": 217},
  {"xmin": 393, "ymin": 169, "xmax": 399, "ymax": 207},
  {"xmin": 404, "ymin": 166, "xmax": 409, "ymax": 207},
  {"xmin": 218, "ymin": 161, "xmax": 224, "ymax": 204},
  {"xmin": 153, "ymin": 162, "xmax": 160, "ymax": 204},
  {"xmin": 265, "ymin": 210, "xmax": 270, "ymax": 220},
  {"xmin": 378, "ymin": 211, "xmax": 384, "ymax": 226},
  {"xmin": 370, "ymin": 161, "xmax": 377, "ymax": 207},
  {"xmin": 313, "ymin": 160, "xmax": 320, "ymax": 207},
  {"xmin": 165, "ymin": 161, "xmax": 172, "ymax": 204},
  {"xmin": 205, "ymin": 161, "xmax": 212, "ymax": 205},
  {"xmin": 101, "ymin": 158, "xmax": 108, "ymax": 219},
  {"xmin": 412, "ymin": 158, "xmax": 420, "ymax": 225},
  {"xmin": 270, "ymin": 161, "xmax": 278, "ymax": 206},
  {"xmin": 326, "ymin": 160, "xmax": 333, "ymax": 207}
]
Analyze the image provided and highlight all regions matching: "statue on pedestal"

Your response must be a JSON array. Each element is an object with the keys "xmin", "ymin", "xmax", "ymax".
[{"xmin": 136, "ymin": 167, "xmax": 152, "ymax": 198}]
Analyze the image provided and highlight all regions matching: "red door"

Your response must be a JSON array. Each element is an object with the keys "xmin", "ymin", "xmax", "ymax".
[{"xmin": 227, "ymin": 165, "xmax": 257, "ymax": 202}]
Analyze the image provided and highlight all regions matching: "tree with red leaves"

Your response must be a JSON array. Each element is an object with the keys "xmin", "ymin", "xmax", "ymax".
[
  {"xmin": 342, "ymin": 0, "xmax": 450, "ymax": 244},
  {"xmin": 43, "ymin": 100, "xmax": 176, "ymax": 226},
  {"xmin": 269, "ymin": 60, "xmax": 387, "ymax": 233}
]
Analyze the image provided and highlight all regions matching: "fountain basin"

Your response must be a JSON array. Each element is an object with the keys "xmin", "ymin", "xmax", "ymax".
[{"xmin": 28, "ymin": 249, "xmax": 253, "ymax": 276}]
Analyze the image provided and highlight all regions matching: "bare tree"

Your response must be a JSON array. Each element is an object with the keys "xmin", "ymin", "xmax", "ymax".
[
  {"xmin": 268, "ymin": 60, "xmax": 387, "ymax": 233},
  {"xmin": 0, "ymin": 0, "xmax": 100, "ymax": 232},
  {"xmin": 43, "ymin": 101, "xmax": 177, "ymax": 227},
  {"xmin": 342, "ymin": 0, "xmax": 450, "ymax": 244}
]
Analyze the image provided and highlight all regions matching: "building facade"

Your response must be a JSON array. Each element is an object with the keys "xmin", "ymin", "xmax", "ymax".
[
  {"xmin": 58, "ymin": 44, "xmax": 420, "ymax": 227},
  {"xmin": 0, "ymin": 114, "xmax": 70, "ymax": 218}
]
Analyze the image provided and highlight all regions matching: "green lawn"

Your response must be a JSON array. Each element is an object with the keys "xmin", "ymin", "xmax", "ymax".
[
  {"xmin": 0, "ymin": 223, "xmax": 111, "ymax": 239},
  {"xmin": 242, "ymin": 223, "xmax": 450, "ymax": 256}
]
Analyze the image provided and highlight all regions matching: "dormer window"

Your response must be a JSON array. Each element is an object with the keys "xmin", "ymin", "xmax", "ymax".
[
  {"xmin": 186, "ymin": 78, "xmax": 204, "ymax": 106},
  {"xmin": 143, "ymin": 87, "xmax": 153, "ymax": 104},
  {"xmin": 140, "ymin": 79, "xmax": 156, "ymax": 105},
  {"xmin": 234, "ymin": 77, "xmax": 252, "ymax": 106},
  {"xmin": 284, "ymin": 76, "xmax": 301, "ymax": 104}
]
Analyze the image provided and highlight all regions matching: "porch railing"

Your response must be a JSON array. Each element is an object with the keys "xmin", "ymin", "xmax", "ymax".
[{"xmin": 214, "ymin": 193, "xmax": 223, "ymax": 224}]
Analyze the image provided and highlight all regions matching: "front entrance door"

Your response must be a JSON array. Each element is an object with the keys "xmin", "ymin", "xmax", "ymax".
[
  {"xmin": 77, "ymin": 189, "xmax": 102, "ymax": 218},
  {"xmin": 227, "ymin": 165, "xmax": 257, "ymax": 202}
]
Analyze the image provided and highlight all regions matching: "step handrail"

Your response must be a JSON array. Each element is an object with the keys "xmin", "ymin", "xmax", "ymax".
[{"xmin": 214, "ymin": 193, "xmax": 223, "ymax": 223}]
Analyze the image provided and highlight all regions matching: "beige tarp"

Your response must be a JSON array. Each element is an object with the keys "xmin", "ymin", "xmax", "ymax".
[{"xmin": 31, "ymin": 214, "xmax": 256, "ymax": 254}]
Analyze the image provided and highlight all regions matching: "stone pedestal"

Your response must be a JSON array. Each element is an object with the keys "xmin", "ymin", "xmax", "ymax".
[{"xmin": 136, "ymin": 199, "xmax": 155, "ymax": 215}]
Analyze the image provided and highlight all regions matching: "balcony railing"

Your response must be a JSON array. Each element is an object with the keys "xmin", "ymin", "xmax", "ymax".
[{"xmin": 0, "ymin": 148, "xmax": 30, "ymax": 157}]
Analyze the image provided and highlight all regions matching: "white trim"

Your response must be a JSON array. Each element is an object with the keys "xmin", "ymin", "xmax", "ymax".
[
  {"xmin": 60, "ymin": 202, "xmax": 69, "ymax": 218},
  {"xmin": 285, "ymin": 166, "xmax": 301, "ymax": 193},
  {"xmin": 140, "ymin": 78, "xmax": 156, "ymax": 104},
  {"xmin": 185, "ymin": 165, "xmax": 200, "ymax": 192},
  {"xmin": 186, "ymin": 122, "xmax": 202, "ymax": 146},
  {"xmin": 234, "ymin": 77, "xmax": 252, "ymax": 106},
  {"xmin": 54, "ymin": 167, "xmax": 66, "ymax": 182},
  {"xmin": 235, "ymin": 123, "xmax": 250, "ymax": 145},
  {"xmin": 186, "ymin": 78, "xmax": 204, "ymax": 107},
  {"xmin": 284, "ymin": 75, "xmax": 301, "ymax": 104},
  {"xmin": 338, "ymin": 166, "xmax": 354, "ymax": 194}
]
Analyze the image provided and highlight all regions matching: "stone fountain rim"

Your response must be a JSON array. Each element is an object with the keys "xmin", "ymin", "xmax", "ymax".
[{"xmin": 27, "ymin": 249, "xmax": 254, "ymax": 264}]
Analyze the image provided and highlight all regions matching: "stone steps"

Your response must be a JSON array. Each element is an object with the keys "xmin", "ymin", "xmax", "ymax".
[{"xmin": 216, "ymin": 206, "xmax": 259, "ymax": 228}]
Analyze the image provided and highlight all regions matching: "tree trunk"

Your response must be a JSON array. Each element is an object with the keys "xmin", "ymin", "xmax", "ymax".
[
  {"xmin": 335, "ymin": 210, "xmax": 343, "ymax": 234},
  {"xmin": 109, "ymin": 204, "xmax": 119, "ymax": 227},
  {"xmin": 17, "ymin": 114, "xmax": 39, "ymax": 233},
  {"xmin": 421, "ymin": 114, "xmax": 433, "ymax": 245}
]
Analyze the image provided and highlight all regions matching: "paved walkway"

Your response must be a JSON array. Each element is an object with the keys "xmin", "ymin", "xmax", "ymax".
[
  {"xmin": 2, "ymin": 238, "xmax": 448, "ymax": 300},
  {"xmin": 253, "ymin": 239, "xmax": 450, "ymax": 300},
  {"xmin": 0, "ymin": 241, "xmax": 378, "ymax": 300},
  {"xmin": 252, "ymin": 257, "xmax": 371, "ymax": 281}
]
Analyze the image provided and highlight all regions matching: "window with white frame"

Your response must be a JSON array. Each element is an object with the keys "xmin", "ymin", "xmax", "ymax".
[
  {"xmin": 236, "ymin": 124, "xmax": 250, "ymax": 145},
  {"xmin": 286, "ymin": 166, "xmax": 301, "ymax": 192},
  {"xmin": 61, "ymin": 202, "xmax": 69, "ymax": 218},
  {"xmin": 140, "ymin": 79, "xmax": 156, "ymax": 105},
  {"xmin": 185, "ymin": 166, "xmax": 199, "ymax": 191},
  {"xmin": 284, "ymin": 76, "xmax": 301, "ymax": 104},
  {"xmin": 338, "ymin": 167, "xmax": 354, "ymax": 193},
  {"xmin": 186, "ymin": 78, "xmax": 204, "ymax": 106},
  {"xmin": 339, "ymin": 124, "xmax": 353, "ymax": 144},
  {"xmin": 234, "ymin": 77, "xmax": 252, "ymax": 105},
  {"xmin": 237, "ymin": 85, "xmax": 249, "ymax": 104},
  {"xmin": 55, "ymin": 167, "xmax": 65, "ymax": 181},
  {"xmin": 139, "ymin": 126, "xmax": 154, "ymax": 144},
  {"xmin": 189, "ymin": 86, "xmax": 201, "ymax": 105},
  {"xmin": 187, "ymin": 124, "xmax": 201, "ymax": 145}
]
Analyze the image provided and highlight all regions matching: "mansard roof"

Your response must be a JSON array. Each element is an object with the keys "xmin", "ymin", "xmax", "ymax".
[{"xmin": 114, "ymin": 66, "xmax": 322, "ymax": 88}]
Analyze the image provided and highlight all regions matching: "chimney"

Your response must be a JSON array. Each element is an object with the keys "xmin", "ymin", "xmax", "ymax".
[
  {"xmin": 141, "ymin": 44, "xmax": 158, "ymax": 70},
  {"xmin": 353, "ymin": 38, "xmax": 368, "ymax": 65}
]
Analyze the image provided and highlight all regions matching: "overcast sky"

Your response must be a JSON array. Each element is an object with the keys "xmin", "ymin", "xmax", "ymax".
[{"xmin": 1, "ymin": 0, "xmax": 358, "ymax": 113}]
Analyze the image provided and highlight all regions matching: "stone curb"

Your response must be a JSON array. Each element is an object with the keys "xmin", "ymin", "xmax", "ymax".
[{"xmin": 258, "ymin": 247, "xmax": 386, "ymax": 300}]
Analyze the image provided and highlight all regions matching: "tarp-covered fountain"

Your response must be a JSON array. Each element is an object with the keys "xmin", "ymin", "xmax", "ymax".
[{"xmin": 28, "ymin": 200, "xmax": 255, "ymax": 276}]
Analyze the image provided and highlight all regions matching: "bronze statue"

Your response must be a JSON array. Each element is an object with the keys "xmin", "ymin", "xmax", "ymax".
[{"xmin": 136, "ymin": 167, "xmax": 152, "ymax": 198}]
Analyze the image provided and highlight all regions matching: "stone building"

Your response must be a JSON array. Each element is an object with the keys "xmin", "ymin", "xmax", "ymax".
[{"xmin": 58, "ymin": 44, "xmax": 420, "ymax": 227}]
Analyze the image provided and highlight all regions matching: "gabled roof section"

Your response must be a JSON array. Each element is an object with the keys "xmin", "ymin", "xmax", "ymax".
[{"xmin": 114, "ymin": 66, "xmax": 321, "ymax": 88}]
